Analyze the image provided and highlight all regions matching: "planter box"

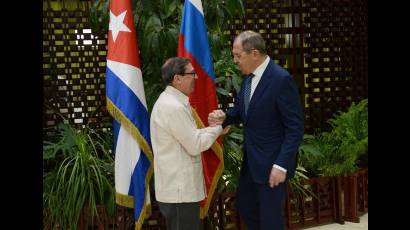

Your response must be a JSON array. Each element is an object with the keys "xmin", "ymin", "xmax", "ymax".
[
  {"xmin": 342, "ymin": 168, "xmax": 368, "ymax": 223},
  {"xmin": 285, "ymin": 176, "xmax": 343, "ymax": 229},
  {"xmin": 72, "ymin": 169, "xmax": 368, "ymax": 229},
  {"xmin": 207, "ymin": 176, "xmax": 344, "ymax": 230},
  {"xmin": 77, "ymin": 205, "xmax": 111, "ymax": 230},
  {"xmin": 356, "ymin": 169, "xmax": 368, "ymax": 215},
  {"xmin": 77, "ymin": 204, "xmax": 164, "ymax": 230},
  {"xmin": 207, "ymin": 192, "xmax": 245, "ymax": 230}
]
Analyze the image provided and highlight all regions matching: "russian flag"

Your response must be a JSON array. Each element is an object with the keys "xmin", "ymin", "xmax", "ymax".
[
  {"xmin": 105, "ymin": 0, "xmax": 153, "ymax": 229},
  {"xmin": 178, "ymin": 0, "xmax": 224, "ymax": 218}
]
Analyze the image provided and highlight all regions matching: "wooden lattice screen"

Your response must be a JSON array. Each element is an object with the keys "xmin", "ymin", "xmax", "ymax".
[
  {"xmin": 43, "ymin": 0, "xmax": 368, "ymax": 137},
  {"xmin": 228, "ymin": 0, "xmax": 368, "ymax": 132},
  {"xmin": 302, "ymin": 0, "xmax": 368, "ymax": 132},
  {"xmin": 43, "ymin": 0, "xmax": 110, "ymax": 139}
]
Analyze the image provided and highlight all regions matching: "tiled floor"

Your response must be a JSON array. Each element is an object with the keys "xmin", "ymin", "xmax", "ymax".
[{"xmin": 304, "ymin": 213, "xmax": 368, "ymax": 230}]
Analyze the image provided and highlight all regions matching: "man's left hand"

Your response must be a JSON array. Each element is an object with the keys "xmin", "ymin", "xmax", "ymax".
[{"xmin": 269, "ymin": 167, "xmax": 286, "ymax": 188}]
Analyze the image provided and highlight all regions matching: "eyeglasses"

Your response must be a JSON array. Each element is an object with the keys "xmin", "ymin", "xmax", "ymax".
[
  {"xmin": 180, "ymin": 72, "xmax": 196, "ymax": 76},
  {"xmin": 232, "ymin": 51, "xmax": 247, "ymax": 60}
]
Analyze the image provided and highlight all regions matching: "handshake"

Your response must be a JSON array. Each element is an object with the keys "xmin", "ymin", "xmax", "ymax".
[
  {"xmin": 208, "ymin": 109, "xmax": 226, "ymax": 126},
  {"xmin": 208, "ymin": 109, "xmax": 230, "ymax": 134}
]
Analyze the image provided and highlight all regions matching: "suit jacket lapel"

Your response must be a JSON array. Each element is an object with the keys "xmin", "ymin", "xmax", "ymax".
[{"xmin": 246, "ymin": 60, "xmax": 274, "ymax": 120}]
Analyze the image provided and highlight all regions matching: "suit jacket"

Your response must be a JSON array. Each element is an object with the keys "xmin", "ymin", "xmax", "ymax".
[{"xmin": 224, "ymin": 59, "xmax": 304, "ymax": 183}]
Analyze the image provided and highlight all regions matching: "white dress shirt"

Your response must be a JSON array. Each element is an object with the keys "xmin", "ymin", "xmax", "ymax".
[
  {"xmin": 249, "ymin": 56, "xmax": 287, "ymax": 174},
  {"xmin": 150, "ymin": 86, "xmax": 222, "ymax": 203}
]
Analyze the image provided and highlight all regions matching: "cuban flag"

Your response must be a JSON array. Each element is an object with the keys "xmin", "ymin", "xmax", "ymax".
[
  {"xmin": 105, "ymin": 0, "xmax": 153, "ymax": 229},
  {"xmin": 178, "ymin": 0, "xmax": 224, "ymax": 218}
]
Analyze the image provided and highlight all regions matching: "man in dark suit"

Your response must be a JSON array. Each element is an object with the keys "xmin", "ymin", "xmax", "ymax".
[{"xmin": 209, "ymin": 30, "xmax": 304, "ymax": 230}]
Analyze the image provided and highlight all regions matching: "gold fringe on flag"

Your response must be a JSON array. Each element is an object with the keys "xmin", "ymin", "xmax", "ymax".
[
  {"xmin": 117, "ymin": 189, "xmax": 153, "ymax": 230},
  {"xmin": 106, "ymin": 98, "xmax": 154, "ymax": 230},
  {"xmin": 106, "ymin": 98, "xmax": 153, "ymax": 162},
  {"xmin": 115, "ymin": 192, "xmax": 134, "ymax": 208}
]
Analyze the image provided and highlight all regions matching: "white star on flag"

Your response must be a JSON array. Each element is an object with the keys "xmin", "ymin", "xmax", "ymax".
[{"xmin": 109, "ymin": 10, "xmax": 131, "ymax": 42}]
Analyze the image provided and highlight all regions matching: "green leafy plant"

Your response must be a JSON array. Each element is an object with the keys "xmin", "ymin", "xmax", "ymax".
[
  {"xmin": 289, "ymin": 165, "xmax": 314, "ymax": 198},
  {"xmin": 298, "ymin": 99, "xmax": 368, "ymax": 177},
  {"xmin": 217, "ymin": 125, "xmax": 243, "ymax": 192},
  {"xmin": 88, "ymin": 0, "xmax": 110, "ymax": 38},
  {"xmin": 299, "ymin": 132, "xmax": 358, "ymax": 176},
  {"xmin": 214, "ymin": 48, "xmax": 243, "ymax": 108},
  {"xmin": 43, "ymin": 122, "xmax": 115, "ymax": 230},
  {"xmin": 204, "ymin": 0, "xmax": 245, "ymax": 59},
  {"xmin": 328, "ymin": 99, "xmax": 368, "ymax": 167}
]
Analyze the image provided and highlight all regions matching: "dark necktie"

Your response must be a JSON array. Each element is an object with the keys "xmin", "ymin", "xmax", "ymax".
[{"xmin": 244, "ymin": 73, "xmax": 254, "ymax": 116}]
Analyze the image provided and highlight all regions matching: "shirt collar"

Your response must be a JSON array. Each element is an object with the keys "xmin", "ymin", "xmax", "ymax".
[
  {"xmin": 165, "ymin": 85, "xmax": 190, "ymax": 107},
  {"xmin": 252, "ymin": 56, "xmax": 270, "ymax": 78}
]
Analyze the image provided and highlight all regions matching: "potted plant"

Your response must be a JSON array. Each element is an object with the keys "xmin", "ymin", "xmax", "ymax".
[
  {"xmin": 328, "ymin": 99, "xmax": 368, "ymax": 169},
  {"xmin": 298, "ymin": 98, "xmax": 368, "ymax": 223},
  {"xmin": 43, "ymin": 122, "xmax": 115, "ymax": 230},
  {"xmin": 299, "ymin": 99, "xmax": 368, "ymax": 176}
]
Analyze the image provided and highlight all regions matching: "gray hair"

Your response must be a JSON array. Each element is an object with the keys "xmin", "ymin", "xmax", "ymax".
[
  {"xmin": 234, "ymin": 30, "xmax": 267, "ymax": 55},
  {"xmin": 161, "ymin": 57, "xmax": 191, "ymax": 85}
]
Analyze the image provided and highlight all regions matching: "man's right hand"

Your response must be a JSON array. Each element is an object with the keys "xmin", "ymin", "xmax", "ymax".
[{"xmin": 208, "ymin": 110, "xmax": 226, "ymax": 126}]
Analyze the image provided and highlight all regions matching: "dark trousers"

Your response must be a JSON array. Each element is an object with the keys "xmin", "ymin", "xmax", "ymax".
[
  {"xmin": 235, "ymin": 165, "xmax": 288, "ymax": 230},
  {"xmin": 157, "ymin": 201, "xmax": 200, "ymax": 230}
]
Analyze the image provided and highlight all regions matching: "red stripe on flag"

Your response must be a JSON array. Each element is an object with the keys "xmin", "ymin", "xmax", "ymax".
[{"xmin": 107, "ymin": 0, "xmax": 140, "ymax": 68}]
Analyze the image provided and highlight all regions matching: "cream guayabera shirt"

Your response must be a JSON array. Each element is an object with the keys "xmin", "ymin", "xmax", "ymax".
[{"xmin": 150, "ymin": 86, "xmax": 222, "ymax": 203}]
